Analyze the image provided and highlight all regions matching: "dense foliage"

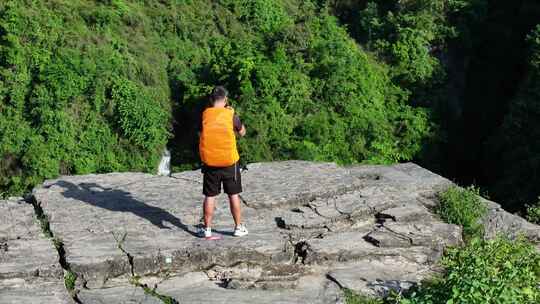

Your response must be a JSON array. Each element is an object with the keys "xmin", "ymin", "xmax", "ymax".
[
  {"xmin": 331, "ymin": 0, "xmax": 476, "ymax": 89},
  {"xmin": 0, "ymin": 0, "xmax": 171, "ymax": 195},
  {"xmin": 0, "ymin": 0, "xmax": 434, "ymax": 196}
]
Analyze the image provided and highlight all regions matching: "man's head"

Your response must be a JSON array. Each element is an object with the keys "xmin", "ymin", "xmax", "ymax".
[{"xmin": 210, "ymin": 86, "xmax": 228, "ymax": 106}]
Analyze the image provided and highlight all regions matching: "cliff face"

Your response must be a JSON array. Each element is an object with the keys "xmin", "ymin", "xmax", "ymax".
[{"xmin": 1, "ymin": 161, "xmax": 539, "ymax": 303}]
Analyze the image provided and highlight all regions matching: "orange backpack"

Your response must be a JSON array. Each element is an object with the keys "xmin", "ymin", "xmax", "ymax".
[{"xmin": 199, "ymin": 107, "xmax": 240, "ymax": 167}]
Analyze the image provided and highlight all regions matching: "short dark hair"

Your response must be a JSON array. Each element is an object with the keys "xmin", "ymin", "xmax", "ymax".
[{"xmin": 211, "ymin": 86, "xmax": 228, "ymax": 102}]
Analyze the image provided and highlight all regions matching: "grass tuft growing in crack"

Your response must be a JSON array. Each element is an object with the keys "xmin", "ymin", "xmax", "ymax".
[
  {"xmin": 35, "ymin": 204, "xmax": 53, "ymax": 238},
  {"xmin": 29, "ymin": 196, "xmax": 82, "ymax": 303},
  {"xmin": 140, "ymin": 284, "xmax": 179, "ymax": 304},
  {"xmin": 344, "ymin": 289, "xmax": 384, "ymax": 304},
  {"xmin": 65, "ymin": 270, "xmax": 77, "ymax": 291},
  {"xmin": 113, "ymin": 232, "xmax": 179, "ymax": 304}
]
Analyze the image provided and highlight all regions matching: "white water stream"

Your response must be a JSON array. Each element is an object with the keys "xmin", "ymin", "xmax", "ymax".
[{"xmin": 157, "ymin": 148, "xmax": 171, "ymax": 176}]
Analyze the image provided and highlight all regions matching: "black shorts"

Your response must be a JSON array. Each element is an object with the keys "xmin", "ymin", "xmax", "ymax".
[{"xmin": 202, "ymin": 162, "xmax": 242, "ymax": 196}]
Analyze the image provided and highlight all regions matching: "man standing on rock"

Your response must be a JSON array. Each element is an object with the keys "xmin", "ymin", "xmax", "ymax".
[{"xmin": 198, "ymin": 86, "xmax": 249, "ymax": 240}]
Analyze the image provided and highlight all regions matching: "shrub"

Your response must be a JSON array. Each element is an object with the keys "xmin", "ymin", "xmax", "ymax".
[
  {"xmin": 526, "ymin": 198, "xmax": 540, "ymax": 224},
  {"xmin": 400, "ymin": 237, "xmax": 540, "ymax": 304},
  {"xmin": 111, "ymin": 78, "xmax": 168, "ymax": 150},
  {"xmin": 335, "ymin": 0, "xmax": 470, "ymax": 88},
  {"xmin": 436, "ymin": 186, "xmax": 487, "ymax": 240}
]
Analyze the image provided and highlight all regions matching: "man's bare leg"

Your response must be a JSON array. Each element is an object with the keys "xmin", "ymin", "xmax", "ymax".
[
  {"xmin": 203, "ymin": 196, "xmax": 216, "ymax": 228},
  {"xmin": 228, "ymin": 194, "xmax": 242, "ymax": 226}
]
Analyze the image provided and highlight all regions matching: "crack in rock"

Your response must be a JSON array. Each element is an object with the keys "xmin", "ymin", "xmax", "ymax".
[
  {"xmin": 111, "ymin": 232, "xmax": 135, "ymax": 277},
  {"xmin": 28, "ymin": 196, "xmax": 83, "ymax": 304},
  {"xmin": 362, "ymin": 233, "xmax": 382, "ymax": 247},
  {"xmin": 111, "ymin": 231, "xmax": 179, "ymax": 304}
]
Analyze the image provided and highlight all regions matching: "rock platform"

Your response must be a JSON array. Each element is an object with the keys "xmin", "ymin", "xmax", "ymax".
[
  {"xmin": 2, "ymin": 161, "xmax": 539, "ymax": 303},
  {"xmin": 31, "ymin": 161, "xmax": 460, "ymax": 303}
]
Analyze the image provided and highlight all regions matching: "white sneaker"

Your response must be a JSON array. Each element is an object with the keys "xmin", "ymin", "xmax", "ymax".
[
  {"xmin": 204, "ymin": 228, "xmax": 212, "ymax": 238},
  {"xmin": 198, "ymin": 226, "xmax": 212, "ymax": 238},
  {"xmin": 233, "ymin": 224, "xmax": 248, "ymax": 237},
  {"xmin": 198, "ymin": 227, "xmax": 222, "ymax": 240}
]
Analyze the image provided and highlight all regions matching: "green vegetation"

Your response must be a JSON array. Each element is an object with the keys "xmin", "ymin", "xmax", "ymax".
[
  {"xmin": 0, "ymin": 0, "xmax": 435, "ymax": 197},
  {"xmin": 436, "ymin": 185, "xmax": 487, "ymax": 240},
  {"xmin": 526, "ymin": 199, "xmax": 540, "ymax": 224},
  {"xmin": 141, "ymin": 284, "xmax": 178, "ymax": 304},
  {"xmin": 400, "ymin": 237, "xmax": 540, "ymax": 304},
  {"xmin": 332, "ymin": 0, "xmax": 472, "ymax": 88},
  {"xmin": 329, "ymin": 0, "xmax": 489, "ymax": 172},
  {"xmin": 0, "ymin": 0, "xmax": 170, "ymax": 195},
  {"xmin": 64, "ymin": 270, "xmax": 77, "ymax": 291},
  {"xmin": 407, "ymin": 187, "xmax": 539, "ymax": 304},
  {"xmin": 344, "ymin": 289, "xmax": 383, "ymax": 304},
  {"xmin": 36, "ymin": 207, "xmax": 53, "ymax": 238},
  {"xmin": 166, "ymin": 0, "xmax": 433, "ymax": 167},
  {"xmin": 130, "ymin": 274, "xmax": 178, "ymax": 304}
]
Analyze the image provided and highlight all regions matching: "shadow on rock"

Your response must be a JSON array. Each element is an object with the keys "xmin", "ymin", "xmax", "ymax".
[{"xmin": 53, "ymin": 181, "xmax": 198, "ymax": 237}]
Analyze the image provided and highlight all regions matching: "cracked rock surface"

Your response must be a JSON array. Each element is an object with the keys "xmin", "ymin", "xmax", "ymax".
[
  {"xmin": 27, "ymin": 161, "xmax": 540, "ymax": 303},
  {"xmin": 0, "ymin": 198, "xmax": 69, "ymax": 304},
  {"xmin": 0, "ymin": 277, "xmax": 71, "ymax": 304}
]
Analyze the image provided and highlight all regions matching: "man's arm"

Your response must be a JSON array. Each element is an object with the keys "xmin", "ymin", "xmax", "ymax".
[
  {"xmin": 238, "ymin": 124, "xmax": 246, "ymax": 137},
  {"xmin": 233, "ymin": 114, "xmax": 246, "ymax": 137}
]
